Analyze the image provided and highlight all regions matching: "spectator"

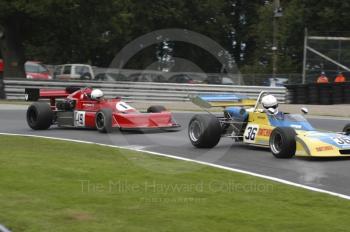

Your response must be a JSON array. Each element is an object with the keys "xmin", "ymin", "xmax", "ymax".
[
  {"xmin": 334, "ymin": 71, "xmax": 346, "ymax": 83},
  {"xmin": 0, "ymin": 59, "xmax": 5, "ymax": 99},
  {"xmin": 317, "ymin": 71, "xmax": 329, "ymax": 83},
  {"xmin": 0, "ymin": 59, "xmax": 3, "ymax": 76}
]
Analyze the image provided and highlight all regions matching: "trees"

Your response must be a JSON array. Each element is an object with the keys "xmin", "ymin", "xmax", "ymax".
[
  {"xmin": 247, "ymin": 0, "xmax": 350, "ymax": 74},
  {"xmin": 0, "ymin": 0, "xmax": 349, "ymax": 89},
  {"xmin": 0, "ymin": 0, "xmax": 52, "ymax": 79}
]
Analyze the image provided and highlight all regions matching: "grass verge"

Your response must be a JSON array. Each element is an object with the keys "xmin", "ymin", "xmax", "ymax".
[{"xmin": 0, "ymin": 135, "xmax": 350, "ymax": 232}]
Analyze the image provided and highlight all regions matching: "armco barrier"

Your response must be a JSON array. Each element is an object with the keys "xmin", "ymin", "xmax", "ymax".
[
  {"xmin": 286, "ymin": 82, "xmax": 350, "ymax": 105},
  {"xmin": 4, "ymin": 79, "xmax": 286, "ymax": 102}
]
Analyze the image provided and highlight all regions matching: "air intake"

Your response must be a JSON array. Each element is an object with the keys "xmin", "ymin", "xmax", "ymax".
[{"xmin": 340, "ymin": 150, "xmax": 350, "ymax": 155}]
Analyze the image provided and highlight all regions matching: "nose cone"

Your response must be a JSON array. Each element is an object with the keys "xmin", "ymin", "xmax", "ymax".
[{"xmin": 114, "ymin": 112, "xmax": 177, "ymax": 129}]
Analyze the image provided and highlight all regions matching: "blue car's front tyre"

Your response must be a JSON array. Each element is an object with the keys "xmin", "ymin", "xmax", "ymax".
[
  {"xmin": 343, "ymin": 124, "xmax": 350, "ymax": 136},
  {"xmin": 188, "ymin": 114, "xmax": 222, "ymax": 148},
  {"xmin": 270, "ymin": 127, "xmax": 296, "ymax": 158}
]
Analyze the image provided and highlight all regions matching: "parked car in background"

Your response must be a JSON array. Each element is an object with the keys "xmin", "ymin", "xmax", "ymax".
[
  {"xmin": 264, "ymin": 77, "xmax": 288, "ymax": 87},
  {"xmin": 128, "ymin": 73, "xmax": 153, "ymax": 82},
  {"xmin": 54, "ymin": 64, "xmax": 94, "ymax": 80},
  {"xmin": 151, "ymin": 74, "xmax": 167, "ymax": 82},
  {"xmin": 94, "ymin": 73, "xmax": 129, "ymax": 82},
  {"xmin": 168, "ymin": 74, "xmax": 195, "ymax": 84},
  {"xmin": 25, "ymin": 61, "xmax": 52, "ymax": 80},
  {"xmin": 128, "ymin": 73, "xmax": 166, "ymax": 82},
  {"xmin": 204, "ymin": 75, "xmax": 234, "ymax": 85}
]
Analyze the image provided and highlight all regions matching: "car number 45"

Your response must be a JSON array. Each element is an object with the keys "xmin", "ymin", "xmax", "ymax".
[
  {"xmin": 244, "ymin": 125, "xmax": 259, "ymax": 142},
  {"xmin": 74, "ymin": 111, "xmax": 86, "ymax": 127}
]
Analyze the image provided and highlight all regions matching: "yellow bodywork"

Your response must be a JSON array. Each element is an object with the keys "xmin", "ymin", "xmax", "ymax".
[
  {"xmin": 294, "ymin": 131, "xmax": 350, "ymax": 157},
  {"xmin": 190, "ymin": 95, "xmax": 256, "ymax": 108},
  {"xmin": 190, "ymin": 92, "xmax": 350, "ymax": 157},
  {"xmin": 244, "ymin": 111, "xmax": 350, "ymax": 157}
]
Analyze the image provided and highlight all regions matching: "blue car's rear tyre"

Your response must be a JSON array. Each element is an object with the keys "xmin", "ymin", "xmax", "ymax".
[
  {"xmin": 188, "ymin": 114, "xmax": 222, "ymax": 148},
  {"xmin": 269, "ymin": 127, "xmax": 296, "ymax": 158}
]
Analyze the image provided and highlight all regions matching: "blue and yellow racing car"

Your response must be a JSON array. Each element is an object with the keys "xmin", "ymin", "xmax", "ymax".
[{"xmin": 188, "ymin": 91, "xmax": 350, "ymax": 158}]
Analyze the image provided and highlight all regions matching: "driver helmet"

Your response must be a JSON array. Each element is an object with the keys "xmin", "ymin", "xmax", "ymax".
[
  {"xmin": 261, "ymin": 94, "xmax": 278, "ymax": 113},
  {"xmin": 91, "ymin": 89, "xmax": 104, "ymax": 100}
]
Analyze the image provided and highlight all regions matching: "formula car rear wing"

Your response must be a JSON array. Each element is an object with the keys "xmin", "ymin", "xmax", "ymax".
[
  {"xmin": 24, "ymin": 87, "xmax": 81, "ymax": 102},
  {"xmin": 190, "ymin": 93, "xmax": 256, "ymax": 108}
]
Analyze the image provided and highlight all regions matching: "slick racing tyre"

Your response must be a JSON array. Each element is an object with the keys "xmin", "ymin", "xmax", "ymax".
[
  {"xmin": 26, "ymin": 102, "xmax": 53, "ymax": 130},
  {"xmin": 95, "ymin": 108, "xmax": 113, "ymax": 133},
  {"xmin": 269, "ymin": 127, "xmax": 296, "ymax": 158},
  {"xmin": 147, "ymin": 105, "xmax": 166, "ymax": 113},
  {"xmin": 188, "ymin": 114, "xmax": 222, "ymax": 148},
  {"xmin": 343, "ymin": 124, "xmax": 350, "ymax": 136}
]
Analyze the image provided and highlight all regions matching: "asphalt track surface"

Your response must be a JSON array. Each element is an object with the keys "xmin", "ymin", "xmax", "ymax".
[{"xmin": 1, "ymin": 108, "xmax": 350, "ymax": 196}]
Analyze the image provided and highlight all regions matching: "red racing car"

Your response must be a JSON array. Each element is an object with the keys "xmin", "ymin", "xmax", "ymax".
[{"xmin": 25, "ymin": 87, "xmax": 180, "ymax": 133}]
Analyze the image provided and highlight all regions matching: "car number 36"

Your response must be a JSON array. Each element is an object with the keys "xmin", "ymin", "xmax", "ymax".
[
  {"xmin": 244, "ymin": 125, "xmax": 259, "ymax": 142},
  {"xmin": 333, "ymin": 136, "xmax": 350, "ymax": 145}
]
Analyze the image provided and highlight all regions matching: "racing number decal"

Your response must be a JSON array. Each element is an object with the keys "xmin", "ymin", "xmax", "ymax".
[
  {"xmin": 245, "ymin": 127, "xmax": 258, "ymax": 140},
  {"xmin": 116, "ymin": 102, "xmax": 135, "ymax": 112},
  {"xmin": 333, "ymin": 136, "xmax": 350, "ymax": 145},
  {"xmin": 244, "ymin": 125, "xmax": 259, "ymax": 143},
  {"xmin": 75, "ymin": 111, "xmax": 85, "ymax": 127}
]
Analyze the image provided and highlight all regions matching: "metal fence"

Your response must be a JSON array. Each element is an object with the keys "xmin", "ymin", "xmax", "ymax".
[
  {"xmin": 48, "ymin": 65, "xmax": 301, "ymax": 86},
  {"xmin": 4, "ymin": 79, "xmax": 287, "ymax": 102}
]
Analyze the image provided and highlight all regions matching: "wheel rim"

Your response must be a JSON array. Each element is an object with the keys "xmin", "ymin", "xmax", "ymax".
[
  {"xmin": 271, "ymin": 132, "xmax": 284, "ymax": 154},
  {"xmin": 189, "ymin": 120, "xmax": 202, "ymax": 142},
  {"xmin": 96, "ymin": 113, "xmax": 105, "ymax": 129},
  {"xmin": 28, "ymin": 108, "xmax": 38, "ymax": 125}
]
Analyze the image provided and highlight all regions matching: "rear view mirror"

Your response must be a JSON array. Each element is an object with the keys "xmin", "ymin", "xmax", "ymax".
[
  {"xmin": 301, "ymin": 107, "xmax": 308, "ymax": 115},
  {"xmin": 267, "ymin": 108, "xmax": 276, "ymax": 115}
]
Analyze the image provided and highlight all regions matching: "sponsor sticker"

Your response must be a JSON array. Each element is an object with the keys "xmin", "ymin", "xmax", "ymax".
[
  {"xmin": 257, "ymin": 128, "xmax": 272, "ymax": 137},
  {"xmin": 316, "ymin": 146, "xmax": 334, "ymax": 152},
  {"xmin": 290, "ymin": 124, "xmax": 302, "ymax": 129},
  {"xmin": 83, "ymin": 103, "xmax": 95, "ymax": 107}
]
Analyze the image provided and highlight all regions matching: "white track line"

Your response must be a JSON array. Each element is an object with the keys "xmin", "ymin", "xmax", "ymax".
[{"xmin": 1, "ymin": 132, "xmax": 350, "ymax": 201}]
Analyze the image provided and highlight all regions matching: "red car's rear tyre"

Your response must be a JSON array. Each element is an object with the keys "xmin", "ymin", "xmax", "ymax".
[
  {"xmin": 269, "ymin": 127, "xmax": 296, "ymax": 158},
  {"xmin": 188, "ymin": 114, "xmax": 222, "ymax": 148},
  {"xmin": 95, "ymin": 108, "xmax": 113, "ymax": 133},
  {"xmin": 26, "ymin": 102, "xmax": 53, "ymax": 130}
]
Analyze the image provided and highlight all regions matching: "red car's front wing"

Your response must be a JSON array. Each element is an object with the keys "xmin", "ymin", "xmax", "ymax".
[{"xmin": 112, "ymin": 112, "xmax": 179, "ymax": 129}]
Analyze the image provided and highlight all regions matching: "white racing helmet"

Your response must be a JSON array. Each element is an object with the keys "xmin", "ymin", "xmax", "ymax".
[
  {"xmin": 261, "ymin": 94, "xmax": 278, "ymax": 113},
  {"xmin": 91, "ymin": 89, "xmax": 104, "ymax": 100}
]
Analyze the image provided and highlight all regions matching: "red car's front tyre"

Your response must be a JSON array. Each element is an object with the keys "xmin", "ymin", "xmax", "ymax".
[{"xmin": 95, "ymin": 108, "xmax": 113, "ymax": 133}]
